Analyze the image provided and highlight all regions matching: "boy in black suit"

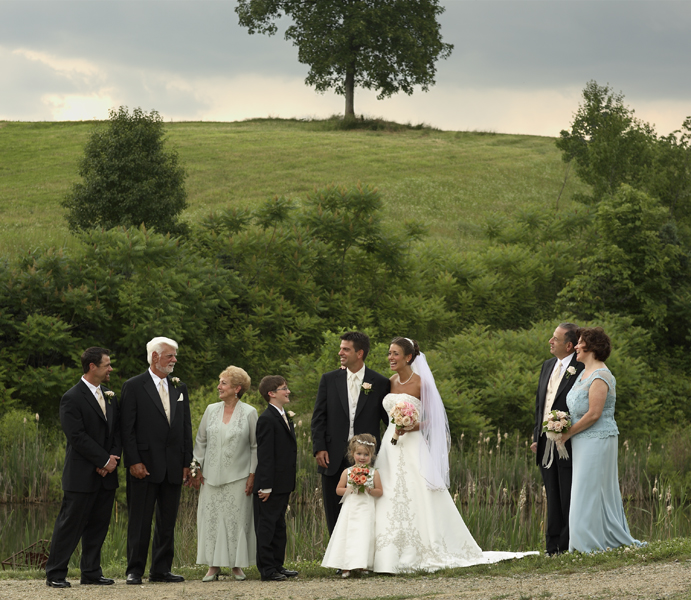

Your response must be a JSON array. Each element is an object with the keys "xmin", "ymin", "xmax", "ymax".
[{"xmin": 254, "ymin": 376, "xmax": 298, "ymax": 581}]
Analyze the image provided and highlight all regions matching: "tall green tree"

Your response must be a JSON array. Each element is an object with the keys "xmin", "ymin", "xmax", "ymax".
[
  {"xmin": 236, "ymin": 0, "xmax": 453, "ymax": 117},
  {"xmin": 62, "ymin": 106, "xmax": 188, "ymax": 235},
  {"xmin": 556, "ymin": 81, "xmax": 656, "ymax": 205}
]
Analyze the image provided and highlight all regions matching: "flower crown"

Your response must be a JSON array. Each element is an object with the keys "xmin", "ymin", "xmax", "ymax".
[{"xmin": 355, "ymin": 439, "xmax": 375, "ymax": 447}]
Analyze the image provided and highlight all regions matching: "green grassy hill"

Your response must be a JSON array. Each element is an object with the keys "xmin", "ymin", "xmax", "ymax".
[{"xmin": 0, "ymin": 118, "xmax": 586, "ymax": 256}]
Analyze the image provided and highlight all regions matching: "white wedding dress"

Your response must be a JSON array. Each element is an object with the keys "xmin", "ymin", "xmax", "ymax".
[{"xmin": 374, "ymin": 393, "xmax": 537, "ymax": 573}]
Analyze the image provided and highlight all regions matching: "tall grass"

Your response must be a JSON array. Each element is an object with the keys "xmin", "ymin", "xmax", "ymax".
[
  {"xmin": 0, "ymin": 417, "xmax": 62, "ymax": 503},
  {"xmin": 3, "ymin": 420, "xmax": 691, "ymax": 569}
]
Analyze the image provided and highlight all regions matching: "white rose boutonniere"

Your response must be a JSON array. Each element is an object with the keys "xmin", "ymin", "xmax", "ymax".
[
  {"xmin": 286, "ymin": 410, "xmax": 296, "ymax": 424},
  {"xmin": 104, "ymin": 391, "xmax": 115, "ymax": 398},
  {"xmin": 362, "ymin": 382, "xmax": 372, "ymax": 395},
  {"xmin": 171, "ymin": 377, "xmax": 181, "ymax": 388},
  {"xmin": 565, "ymin": 366, "xmax": 577, "ymax": 379}
]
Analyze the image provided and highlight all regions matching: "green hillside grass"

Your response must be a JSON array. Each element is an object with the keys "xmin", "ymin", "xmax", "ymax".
[{"xmin": 0, "ymin": 118, "xmax": 587, "ymax": 256}]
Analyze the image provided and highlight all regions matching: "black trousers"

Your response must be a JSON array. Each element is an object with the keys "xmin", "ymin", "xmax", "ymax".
[
  {"xmin": 253, "ymin": 491, "xmax": 290, "ymax": 577},
  {"xmin": 45, "ymin": 486, "xmax": 115, "ymax": 580},
  {"xmin": 321, "ymin": 456, "xmax": 350, "ymax": 535},
  {"xmin": 125, "ymin": 473, "xmax": 182, "ymax": 576},
  {"xmin": 538, "ymin": 434, "xmax": 572, "ymax": 554}
]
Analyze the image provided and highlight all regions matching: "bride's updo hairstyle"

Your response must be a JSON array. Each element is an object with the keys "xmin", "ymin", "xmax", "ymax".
[
  {"xmin": 347, "ymin": 433, "xmax": 377, "ymax": 465},
  {"xmin": 390, "ymin": 337, "xmax": 421, "ymax": 365},
  {"xmin": 577, "ymin": 327, "xmax": 611, "ymax": 362}
]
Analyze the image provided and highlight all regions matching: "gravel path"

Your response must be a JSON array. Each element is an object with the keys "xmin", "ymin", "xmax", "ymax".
[{"xmin": 2, "ymin": 562, "xmax": 690, "ymax": 600}]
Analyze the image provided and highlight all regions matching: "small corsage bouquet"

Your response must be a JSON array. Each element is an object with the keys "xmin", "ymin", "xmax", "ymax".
[
  {"xmin": 541, "ymin": 410, "xmax": 572, "ymax": 467},
  {"xmin": 390, "ymin": 400, "xmax": 419, "ymax": 445},
  {"xmin": 189, "ymin": 458, "xmax": 202, "ymax": 479},
  {"xmin": 565, "ymin": 366, "xmax": 577, "ymax": 379},
  {"xmin": 171, "ymin": 377, "xmax": 181, "ymax": 388},
  {"xmin": 104, "ymin": 390, "xmax": 115, "ymax": 398},
  {"xmin": 361, "ymin": 382, "xmax": 372, "ymax": 395},
  {"xmin": 348, "ymin": 466, "xmax": 374, "ymax": 494}
]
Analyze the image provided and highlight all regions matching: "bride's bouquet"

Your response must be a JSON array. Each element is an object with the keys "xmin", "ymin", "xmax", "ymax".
[
  {"xmin": 347, "ymin": 466, "xmax": 374, "ymax": 494},
  {"xmin": 541, "ymin": 410, "xmax": 572, "ymax": 467},
  {"xmin": 390, "ymin": 400, "xmax": 420, "ymax": 445}
]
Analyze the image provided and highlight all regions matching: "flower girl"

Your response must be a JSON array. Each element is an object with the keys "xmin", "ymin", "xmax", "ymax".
[{"xmin": 321, "ymin": 434, "xmax": 383, "ymax": 578}]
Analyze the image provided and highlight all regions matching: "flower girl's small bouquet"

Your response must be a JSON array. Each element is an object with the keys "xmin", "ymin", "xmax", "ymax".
[
  {"xmin": 541, "ymin": 410, "xmax": 572, "ymax": 467},
  {"xmin": 347, "ymin": 466, "xmax": 374, "ymax": 494},
  {"xmin": 389, "ymin": 400, "xmax": 420, "ymax": 445}
]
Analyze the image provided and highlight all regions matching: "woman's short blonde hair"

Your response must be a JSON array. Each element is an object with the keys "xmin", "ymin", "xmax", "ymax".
[{"xmin": 219, "ymin": 366, "xmax": 251, "ymax": 398}]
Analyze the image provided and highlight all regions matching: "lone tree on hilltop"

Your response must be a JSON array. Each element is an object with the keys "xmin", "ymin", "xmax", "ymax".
[
  {"xmin": 63, "ymin": 106, "xmax": 188, "ymax": 235},
  {"xmin": 236, "ymin": 0, "xmax": 453, "ymax": 117}
]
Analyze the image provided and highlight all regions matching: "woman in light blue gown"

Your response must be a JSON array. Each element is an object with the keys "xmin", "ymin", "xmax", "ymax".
[{"xmin": 560, "ymin": 327, "xmax": 642, "ymax": 553}]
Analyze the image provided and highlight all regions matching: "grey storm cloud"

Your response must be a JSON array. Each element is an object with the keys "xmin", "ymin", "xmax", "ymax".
[{"xmin": 1, "ymin": 0, "xmax": 689, "ymax": 131}]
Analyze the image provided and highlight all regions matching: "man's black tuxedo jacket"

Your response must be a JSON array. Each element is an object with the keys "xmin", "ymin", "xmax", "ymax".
[
  {"xmin": 311, "ymin": 366, "xmax": 390, "ymax": 477},
  {"xmin": 120, "ymin": 372, "xmax": 193, "ymax": 484},
  {"xmin": 532, "ymin": 354, "xmax": 584, "ymax": 466},
  {"xmin": 254, "ymin": 405, "xmax": 297, "ymax": 494},
  {"xmin": 60, "ymin": 380, "xmax": 121, "ymax": 492}
]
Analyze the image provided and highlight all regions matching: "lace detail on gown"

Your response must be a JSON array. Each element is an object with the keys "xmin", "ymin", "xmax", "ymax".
[
  {"xmin": 374, "ymin": 394, "xmax": 492, "ymax": 572},
  {"xmin": 566, "ymin": 368, "xmax": 619, "ymax": 439}
]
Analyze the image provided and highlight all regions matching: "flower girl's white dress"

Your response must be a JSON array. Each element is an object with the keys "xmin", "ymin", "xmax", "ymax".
[
  {"xmin": 321, "ymin": 466, "xmax": 376, "ymax": 571},
  {"xmin": 374, "ymin": 393, "xmax": 536, "ymax": 573}
]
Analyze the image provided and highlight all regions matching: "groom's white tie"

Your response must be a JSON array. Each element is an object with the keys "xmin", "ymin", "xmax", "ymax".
[{"xmin": 348, "ymin": 371, "xmax": 360, "ymax": 439}]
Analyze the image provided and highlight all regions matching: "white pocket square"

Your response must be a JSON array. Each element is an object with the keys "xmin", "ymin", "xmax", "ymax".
[{"xmin": 177, "ymin": 394, "xmax": 184, "ymax": 402}]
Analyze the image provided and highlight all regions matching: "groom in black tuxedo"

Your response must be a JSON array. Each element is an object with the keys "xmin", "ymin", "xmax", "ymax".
[
  {"xmin": 531, "ymin": 322, "xmax": 583, "ymax": 555},
  {"xmin": 120, "ymin": 336, "xmax": 193, "ymax": 584},
  {"xmin": 311, "ymin": 331, "xmax": 390, "ymax": 534},
  {"xmin": 45, "ymin": 347, "xmax": 120, "ymax": 588},
  {"xmin": 253, "ymin": 376, "xmax": 298, "ymax": 581}
]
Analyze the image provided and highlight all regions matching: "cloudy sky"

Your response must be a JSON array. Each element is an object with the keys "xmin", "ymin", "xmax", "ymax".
[{"xmin": 1, "ymin": 0, "xmax": 689, "ymax": 136}]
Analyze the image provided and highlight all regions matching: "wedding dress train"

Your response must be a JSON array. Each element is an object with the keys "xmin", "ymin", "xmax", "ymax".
[{"xmin": 373, "ymin": 393, "xmax": 537, "ymax": 573}]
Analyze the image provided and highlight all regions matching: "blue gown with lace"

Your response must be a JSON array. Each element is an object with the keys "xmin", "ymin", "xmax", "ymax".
[{"xmin": 566, "ymin": 368, "xmax": 642, "ymax": 552}]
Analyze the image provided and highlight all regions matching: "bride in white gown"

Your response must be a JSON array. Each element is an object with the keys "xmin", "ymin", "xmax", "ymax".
[{"xmin": 373, "ymin": 337, "xmax": 537, "ymax": 573}]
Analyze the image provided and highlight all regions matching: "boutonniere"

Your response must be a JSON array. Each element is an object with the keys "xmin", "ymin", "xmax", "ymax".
[
  {"xmin": 361, "ymin": 382, "xmax": 372, "ymax": 395},
  {"xmin": 565, "ymin": 366, "xmax": 577, "ymax": 379},
  {"xmin": 171, "ymin": 377, "xmax": 181, "ymax": 388},
  {"xmin": 104, "ymin": 390, "xmax": 115, "ymax": 399},
  {"xmin": 286, "ymin": 410, "xmax": 296, "ymax": 423}
]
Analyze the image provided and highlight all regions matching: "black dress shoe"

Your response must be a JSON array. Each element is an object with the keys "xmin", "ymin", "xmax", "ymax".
[
  {"xmin": 46, "ymin": 579, "xmax": 71, "ymax": 588},
  {"xmin": 126, "ymin": 573, "xmax": 142, "ymax": 585},
  {"xmin": 261, "ymin": 572, "xmax": 287, "ymax": 581},
  {"xmin": 81, "ymin": 576, "xmax": 115, "ymax": 585},
  {"xmin": 149, "ymin": 572, "xmax": 185, "ymax": 583},
  {"xmin": 280, "ymin": 568, "xmax": 298, "ymax": 578}
]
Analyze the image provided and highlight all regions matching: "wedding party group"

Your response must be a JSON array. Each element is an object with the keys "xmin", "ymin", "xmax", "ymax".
[{"xmin": 43, "ymin": 325, "xmax": 641, "ymax": 588}]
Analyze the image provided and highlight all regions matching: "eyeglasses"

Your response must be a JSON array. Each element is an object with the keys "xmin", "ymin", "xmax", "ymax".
[{"xmin": 276, "ymin": 386, "xmax": 289, "ymax": 391}]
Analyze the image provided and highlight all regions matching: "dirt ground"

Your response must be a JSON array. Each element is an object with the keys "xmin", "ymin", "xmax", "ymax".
[{"xmin": 2, "ymin": 560, "xmax": 690, "ymax": 600}]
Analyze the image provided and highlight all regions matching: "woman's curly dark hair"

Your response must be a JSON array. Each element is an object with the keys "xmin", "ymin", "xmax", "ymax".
[{"xmin": 578, "ymin": 327, "xmax": 611, "ymax": 362}]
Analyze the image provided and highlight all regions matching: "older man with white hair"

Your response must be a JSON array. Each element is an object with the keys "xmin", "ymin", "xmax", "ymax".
[{"xmin": 120, "ymin": 337, "xmax": 193, "ymax": 585}]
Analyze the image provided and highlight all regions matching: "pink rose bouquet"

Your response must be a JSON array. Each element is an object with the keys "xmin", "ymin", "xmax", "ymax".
[{"xmin": 389, "ymin": 400, "xmax": 420, "ymax": 445}]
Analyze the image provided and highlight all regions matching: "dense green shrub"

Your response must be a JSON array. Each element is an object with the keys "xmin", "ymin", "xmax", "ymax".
[{"xmin": 62, "ymin": 107, "xmax": 188, "ymax": 235}]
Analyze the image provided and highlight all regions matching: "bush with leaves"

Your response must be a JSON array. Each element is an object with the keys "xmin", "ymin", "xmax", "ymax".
[
  {"xmin": 557, "ymin": 185, "xmax": 691, "ymax": 347},
  {"xmin": 62, "ymin": 106, "xmax": 188, "ymax": 235}
]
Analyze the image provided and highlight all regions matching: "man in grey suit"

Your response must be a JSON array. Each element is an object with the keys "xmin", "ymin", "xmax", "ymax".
[
  {"xmin": 531, "ymin": 323, "xmax": 583, "ymax": 555},
  {"xmin": 120, "ymin": 336, "xmax": 193, "ymax": 584},
  {"xmin": 45, "ymin": 347, "xmax": 120, "ymax": 588}
]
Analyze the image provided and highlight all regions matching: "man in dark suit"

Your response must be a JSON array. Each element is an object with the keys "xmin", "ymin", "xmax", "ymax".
[
  {"xmin": 311, "ymin": 331, "xmax": 390, "ymax": 535},
  {"xmin": 253, "ymin": 375, "xmax": 298, "ymax": 582},
  {"xmin": 120, "ymin": 336, "xmax": 193, "ymax": 584},
  {"xmin": 45, "ymin": 347, "xmax": 120, "ymax": 588},
  {"xmin": 531, "ymin": 322, "xmax": 583, "ymax": 555}
]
